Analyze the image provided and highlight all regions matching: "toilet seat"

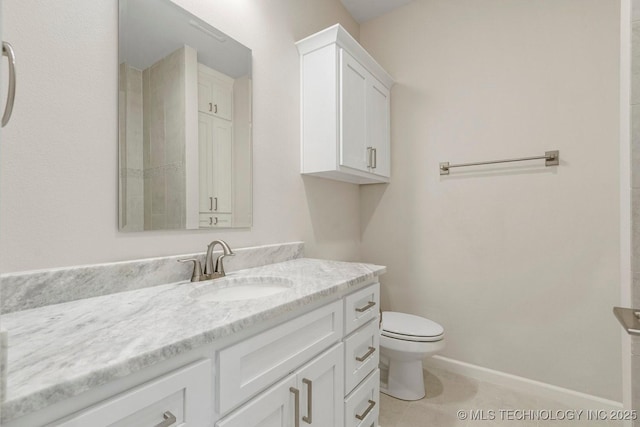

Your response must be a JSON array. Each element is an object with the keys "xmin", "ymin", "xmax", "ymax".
[{"xmin": 381, "ymin": 311, "xmax": 444, "ymax": 342}]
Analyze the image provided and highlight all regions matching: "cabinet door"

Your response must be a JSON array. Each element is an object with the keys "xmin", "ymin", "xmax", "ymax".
[
  {"xmin": 199, "ymin": 112, "xmax": 216, "ymax": 212},
  {"xmin": 216, "ymin": 375, "xmax": 296, "ymax": 427},
  {"xmin": 367, "ymin": 77, "xmax": 390, "ymax": 178},
  {"xmin": 296, "ymin": 344, "xmax": 344, "ymax": 427},
  {"xmin": 198, "ymin": 75, "xmax": 215, "ymax": 115},
  {"xmin": 54, "ymin": 360, "xmax": 212, "ymax": 427},
  {"xmin": 339, "ymin": 49, "xmax": 369, "ymax": 173},
  {"xmin": 198, "ymin": 65, "xmax": 233, "ymax": 121},
  {"xmin": 212, "ymin": 118, "xmax": 233, "ymax": 213},
  {"xmin": 211, "ymin": 79, "xmax": 233, "ymax": 121},
  {"xmin": 199, "ymin": 114, "xmax": 233, "ymax": 215}
]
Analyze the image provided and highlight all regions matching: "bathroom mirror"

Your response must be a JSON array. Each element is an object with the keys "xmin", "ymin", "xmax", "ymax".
[{"xmin": 118, "ymin": 0, "xmax": 252, "ymax": 231}]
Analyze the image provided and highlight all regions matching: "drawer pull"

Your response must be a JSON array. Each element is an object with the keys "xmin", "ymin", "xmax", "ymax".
[
  {"xmin": 355, "ymin": 346, "xmax": 376, "ymax": 362},
  {"xmin": 355, "ymin": 301, "xmax": 376, "ymax": 313},
  {"xmin": 154, "ymin": 411, "xmax": 177, "ymax": 427},
  {"xmin": 302, "ymin": 378, "xmax": 313, "ymax": 424},
  {"xmin": 290, "ymin": 387, "xmax": 300, "ymax": 427},
  {"xmin": 355, "ymin": 400, "xmax": 376, "ymax": 421}
]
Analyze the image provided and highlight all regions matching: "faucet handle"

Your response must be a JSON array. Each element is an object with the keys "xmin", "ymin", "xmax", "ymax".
[{"xmin": 178, "ymin": 258, "xmax": 203, "ymax": 282}]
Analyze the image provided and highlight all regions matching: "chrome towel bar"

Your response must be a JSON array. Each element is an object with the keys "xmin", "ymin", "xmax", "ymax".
[
  {"xmin": 613, "ymin": 307, "xmax": 640, "ymax": 336},
  {"xmin": 2, "ymin": 42, "xmax": 16, "ymax": 128},
  {"xmin": 440, "ymin": 150, "xmax": 559, "ymax": 175}
]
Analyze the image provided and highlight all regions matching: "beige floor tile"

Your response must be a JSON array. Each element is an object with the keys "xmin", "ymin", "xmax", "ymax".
[{"xmin": 379, "ymin": 367, "xmax": 622, "ymax": 427}]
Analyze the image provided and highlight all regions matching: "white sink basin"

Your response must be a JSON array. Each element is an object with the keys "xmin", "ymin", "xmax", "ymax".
[{"xmin": 190, "ymin": 277, "xmax": 294, "ymax": 302}]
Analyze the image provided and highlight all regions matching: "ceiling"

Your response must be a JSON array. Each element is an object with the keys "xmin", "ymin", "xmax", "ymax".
[
  {"xmin": 340, "ymin": 0, "xmax": 415, "ymax": 23},
  {"xmin": 120, "ymin": 0, "xmax": 251, "ymax": 78}
]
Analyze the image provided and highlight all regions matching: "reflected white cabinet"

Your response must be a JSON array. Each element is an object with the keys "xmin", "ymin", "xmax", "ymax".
[
  {"xmin": 198, "ymin": 64, "xmax": 233, "ymax": 121},
  {"xmin": 199, "ymin": 112, "xmax": 232, "ymax": 227},
  {"xmin": 297, "ymin": 24, "xmax": 394, "ymax": 184}
]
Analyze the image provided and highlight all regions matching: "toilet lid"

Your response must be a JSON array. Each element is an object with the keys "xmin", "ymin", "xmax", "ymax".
[{"xmin": 381, "ymin": 312, "xmax": 444, "ymax": 341}]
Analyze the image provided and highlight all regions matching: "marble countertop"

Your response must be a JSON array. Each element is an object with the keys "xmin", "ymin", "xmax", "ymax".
[{"xmin": 0, "ymin": 258, "xmax": 385, "ymax": 423}]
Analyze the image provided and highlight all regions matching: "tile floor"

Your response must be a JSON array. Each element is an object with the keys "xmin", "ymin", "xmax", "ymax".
[{"xmin": 379, "ymin": 367, "xmax": 624, "ymax": 426}]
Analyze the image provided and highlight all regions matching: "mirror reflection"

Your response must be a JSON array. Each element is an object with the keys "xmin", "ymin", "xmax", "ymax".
[{"xmin": 118, "ymin": 0, "xmax": 252, "ymax": 231}]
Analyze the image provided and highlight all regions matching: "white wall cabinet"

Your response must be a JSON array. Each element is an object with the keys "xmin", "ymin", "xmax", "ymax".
[
  {"xmin": 297, "ymin": 24, "xmax": 394, "ymax": 184},
  {"xmin": 198, "ymin": 64, "xmax": 233, "ymax": 121},
  {"xmin": 199, "ymin": 112, "xmax": 233, "ymax": 225}
]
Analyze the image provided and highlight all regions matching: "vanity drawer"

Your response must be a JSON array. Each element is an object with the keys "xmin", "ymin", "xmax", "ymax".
[
  {"xmin": 52, "ymin": 359, "xmax": 212, "ymax": 427},
  {"xmin": 344, "ymin": 283, "xmax": 380, "ymax": 335},
  {"xmin": 344, "ymin": 369, "xmax": 380, "ymax": 427},
  {"xmin": 218, "ymin": 300, "xmax": 343, "ymax": 415},
  {"xmin": 344, "ymin": 319, "xmax": 379, "ymax": 395},
  {"xmin": 200, "ymin": 213, "xmax": 232, "ymax": 228}
]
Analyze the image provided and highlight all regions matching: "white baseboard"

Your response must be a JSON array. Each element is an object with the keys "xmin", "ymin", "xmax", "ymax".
[{"xmin": 424, "ymin": 355, "xmax": 623, "ymax": 410}]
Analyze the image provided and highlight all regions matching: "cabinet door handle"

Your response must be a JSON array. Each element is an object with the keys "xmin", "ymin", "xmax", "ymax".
[
  {"xmin": 2, "ymin": 42, "xmax": 16, "ymax": 128},
  {"xmin": 355, "ymin": 400, "xmax": 376, "ymax": 421},
  {"xmin": 214, "ymin": 104, "xmax": 218, "ymax": 114},
  {"xmin": 366, "ymin": 147, "xmax": 372, "ymax": 168},
  {"xmin": 209, "ymin": 102, "xmax": 213, "ymax": 112},
  {"xmin": 372, "ymin": 148, "xmax": 377, "ymax": 169},
  {"xmin": 290, "ymin": 387, "xmax": 300, "ymax": 427},
  {"xmin": 355, "ymin": 346, "xmax": 376, "ymax": 362},
  {"xmin": 214, "ymin": 217, "xmax": 218, "ymax": 225},
  {"xmin": 209, "ymin": 197, "xmax": 213, "ymax": 211},
  {"xmin": 154, "ymin": 411, "xmax": 177, "ymax": 427},
  {"xmin": 355, "ymin": 301, "xmax": 376, "ymax": 313},
  {"xmin": 214, "ymin": 197, "xmax": 218, "ymax": 211},
  {"xmin": 302, "ymin": 378, "xmax": 313, "ymax": 424},
  {"xmin": 209, "ymin": 217, "xmax": 213, "ymax": 226}
]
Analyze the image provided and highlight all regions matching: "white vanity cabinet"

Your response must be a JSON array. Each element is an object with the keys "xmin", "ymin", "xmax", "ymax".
[
  {"xmin": 341, "ymin": 283, "xmax": 380, "ymax": 427},
  {"xmin": 10, "ymin": 281, "xmax": 382, "ymax": 427},
  {"xmin": 51, "ymin": 359, "xmax": 213, "ymax": 427},
  {"xmin": 297, "ymin": 24, "xmax": 394, "ymax": 184},
  {"xmin": 218, "ymin": 344, "xmax": 344, "ymax": 427},
  {"xmin": 215, "ymin": 284, "xmax": 381, "ymax": 427}
]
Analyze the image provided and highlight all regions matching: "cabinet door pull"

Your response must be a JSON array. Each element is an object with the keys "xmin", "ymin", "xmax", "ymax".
[
  {"xmin": 154, "ymin": 411, "xmax": 177, "ymax": 427},
  {"xmin": 366, "ymin": 147, "xmax": 372, "ymax": 168},
  {"xmin": 355, "ymin": 346, "xmax": 376, "ymax": 362},
  {"xmin": 372, "ymin": 148, "xmax": 377, "ymax": 169},
  {"xmin": 355, "ymin": 400, "xmax": 376, "ymax": 421},
  {"xmin": 214, "ymin": 197, "xmax": 218, "ymax": 211},
  {"xmin": 214, "ymin": 217, "xmax": 218, "ymax": 225},
  {"xmin": 355, "ymin": 301, "xmax": 376, "ymax": 313},
  {"xmin": 2, "ymin": 42, "xmax": 16, "ymax": 128},
  {"xmin": 302, "ymin": 378, "xmax": 313, "ymax": 424},
  {"xmin": 209, "ymin": 102, "xmax": 213, "ymax": 112},
  {"xmin": 209, "ymin": 217, "xmax": 213, "ymax": 226},
  {"xmin": 209, "ymin": 197, "xmax": 213, "ymax": 211},
  {"xmin": 214, "ymin": 104, "xmax": 218, "ymax": 114},
  {"xmin": 290, "ymin": 387, "xmax": 300, "ymax": 427}
]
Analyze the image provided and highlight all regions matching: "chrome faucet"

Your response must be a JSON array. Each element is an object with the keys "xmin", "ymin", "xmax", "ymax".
[
  {"xmin": 205, "ymin": 239, "xmax": 235, "ymax": 278},
  {"xmin": 178, "ymin": 239, "xmax": 235, "ymax": 282}
]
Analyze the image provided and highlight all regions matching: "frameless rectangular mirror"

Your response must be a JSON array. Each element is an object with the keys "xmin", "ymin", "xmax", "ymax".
[{"xmin": 119, "ymin": 0, "xmax": 252, "ymax": 231}]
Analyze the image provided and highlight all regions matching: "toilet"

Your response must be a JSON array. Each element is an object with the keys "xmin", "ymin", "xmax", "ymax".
[{"xmin": 379, "ymin": 311, "xmax": 445, "ymax": 400}]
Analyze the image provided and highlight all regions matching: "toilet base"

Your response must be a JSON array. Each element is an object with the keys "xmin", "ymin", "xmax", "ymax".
[{"xmin": 380, "ymin": 358, "xmax": 425, "ymax": 400}]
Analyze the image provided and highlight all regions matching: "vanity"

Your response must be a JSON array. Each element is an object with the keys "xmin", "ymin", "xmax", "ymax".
[{"xmin": 0, "ymin": 243, "xmax": 385, "ymax": 427}]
